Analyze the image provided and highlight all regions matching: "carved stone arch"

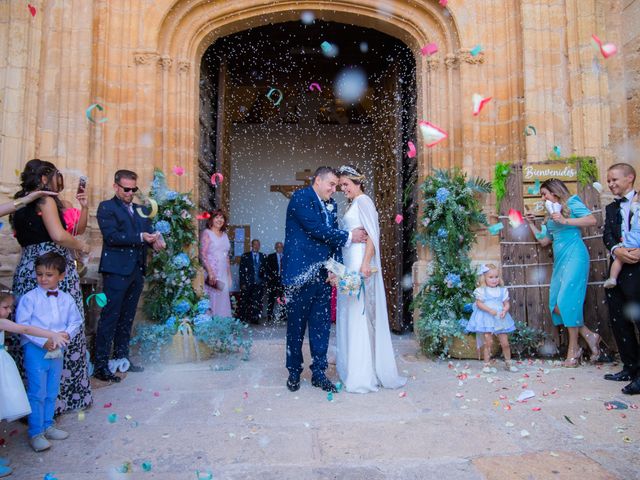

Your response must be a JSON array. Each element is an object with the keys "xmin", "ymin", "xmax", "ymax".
[{"xmin": 141, "ymin": 0, "xmax": 464, "ymax": 192}]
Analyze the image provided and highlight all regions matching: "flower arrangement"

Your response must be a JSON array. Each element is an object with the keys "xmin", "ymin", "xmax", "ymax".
[
  {"xmin": 413, "ymin": 168, "xmax": 492, "ymax": 356},
  {"xmin": 135, "ymin": 169, "xmax": 252, "ymax": 363},
  {"xmin": 337, "ymin": 271, "xmax": 364, "ymax": 296}
]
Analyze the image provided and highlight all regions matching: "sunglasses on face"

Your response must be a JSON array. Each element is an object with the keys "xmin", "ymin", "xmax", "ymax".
[{"xmin": 117, "ymin": 183, "xmax": 139, "ymax": 193}]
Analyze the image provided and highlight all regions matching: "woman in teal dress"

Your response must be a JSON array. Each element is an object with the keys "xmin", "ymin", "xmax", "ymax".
[{"xmin": 527, "ymin": 179, "xmax": 601, "ymax": 367}]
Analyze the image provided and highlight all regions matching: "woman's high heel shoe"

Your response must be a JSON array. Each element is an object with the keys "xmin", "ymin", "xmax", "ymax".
[
  {"xmin": 563, "ymin": 347, "xmax": 583, "ymax": 368},
  {"xmin": 585, "ymin": 333, "xmax": 603, "ymax": 363}
]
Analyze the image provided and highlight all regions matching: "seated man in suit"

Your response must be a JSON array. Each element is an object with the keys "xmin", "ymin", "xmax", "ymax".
[
  {"xmin": 239, "ymin": 239, "xmax": 267, "ymax": 325},
  {"xmin": 266, "ymin": 241, "xmax": 285, "ymax": 322},
  {"xmin": 94, "ymin": 169, "xmax": 165, "ymax": 383}
]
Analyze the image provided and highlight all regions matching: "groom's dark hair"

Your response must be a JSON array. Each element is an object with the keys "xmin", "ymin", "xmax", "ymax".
[{"xmin": 311, "ymin": 166, "xmax": 337, "ymax": 184}]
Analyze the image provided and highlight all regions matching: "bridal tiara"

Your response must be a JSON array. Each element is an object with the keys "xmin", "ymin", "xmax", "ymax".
[{"xmin": 338, "ymin": 165, "xmax": 365, "ymax": 181}]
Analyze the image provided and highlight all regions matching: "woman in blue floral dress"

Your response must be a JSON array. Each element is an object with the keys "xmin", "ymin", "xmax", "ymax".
[{"xmin": 10, "ymin": 160, "xmax": 93, "ymax": 413}]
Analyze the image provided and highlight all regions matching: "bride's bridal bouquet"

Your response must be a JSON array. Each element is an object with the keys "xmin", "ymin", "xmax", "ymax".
[{"xmin": 325, "ymin": 258, "xmax": 376, "ymax": 296}]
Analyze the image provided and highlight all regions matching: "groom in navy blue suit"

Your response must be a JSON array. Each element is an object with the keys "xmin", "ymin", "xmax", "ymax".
[
  {"xmin": 282, "ymin": 166, "xmax": 367, "ymax": 392},
  {"xmin": 93, "ymin": 170, "xmax": 165, "ymax": 383}
]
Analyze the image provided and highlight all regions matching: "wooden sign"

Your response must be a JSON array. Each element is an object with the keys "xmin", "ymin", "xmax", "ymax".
[
  {"xmin": 522, "ymin": 162, "xmax": 578, "ymax": 216},
  {"xmin": 522, "ymin": 162, "xmax": 577, "ymax": 182}
]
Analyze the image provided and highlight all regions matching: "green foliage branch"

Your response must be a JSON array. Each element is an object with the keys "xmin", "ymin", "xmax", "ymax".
[{"xmin": 413, "ymin": 169, "xmax": 491, "ymax": 356}]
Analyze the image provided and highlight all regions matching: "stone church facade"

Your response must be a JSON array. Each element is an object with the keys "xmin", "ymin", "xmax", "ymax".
[{"xmin": 1, "ymin": 0, "xmax": 638, "ymax": 291}]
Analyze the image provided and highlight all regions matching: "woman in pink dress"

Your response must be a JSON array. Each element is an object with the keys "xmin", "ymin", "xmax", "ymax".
[{"xmin": 200, "ymin": 209, "xmax": 233, "ymax": 317}]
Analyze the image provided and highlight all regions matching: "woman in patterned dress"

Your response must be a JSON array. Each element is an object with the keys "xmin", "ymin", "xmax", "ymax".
[{"xmin": 10, "ymin": 159, "xmax": 93, "ymax": 413}]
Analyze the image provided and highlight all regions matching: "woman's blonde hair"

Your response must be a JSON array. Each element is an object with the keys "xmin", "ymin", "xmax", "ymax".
[
  {"xmin": 478, "ymin": 263, "xmax": 504, "ymax": 287},
  {"xmin": 540, "ymin": 178, "xmax": 571, "ymax": 218}
]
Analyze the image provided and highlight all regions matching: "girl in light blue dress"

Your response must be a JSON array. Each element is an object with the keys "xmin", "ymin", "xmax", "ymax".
[
  {"xmin": 526, "ymin": 179, "xmax": 601, "ymax": 367},
  {"xmin": 466, "ymin": 264, "xmax": 517, "ymax": 372}
]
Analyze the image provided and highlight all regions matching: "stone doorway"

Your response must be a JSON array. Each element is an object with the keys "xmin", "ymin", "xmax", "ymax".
[{"xmin": 197, "ymin": 20, "xmax": 417, "ymax": 331}]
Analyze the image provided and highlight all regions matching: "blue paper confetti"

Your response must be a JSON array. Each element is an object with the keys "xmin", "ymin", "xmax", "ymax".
[{"xmin": 470, "ymin": 44, "xmax": 483, "ymax": 56}]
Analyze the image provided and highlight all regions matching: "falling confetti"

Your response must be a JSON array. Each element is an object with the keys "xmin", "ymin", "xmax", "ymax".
[
  {"xmin": 508, "ymin": 209, "xmax": 524, "ymax": 228},
  {"xmin": 407, "ymin": 141, "xmax": 417, "ymax": 158},
  {"xmin": 334, "ymin": 66, "xmax": 368, "ymax": 103},
  {"xmin": 196, "ymin": 211, "xmax": 211, "ymax": 220},
  {"xmin": 135, "ymin": 198, "xmax": 158, "ymax": 219},
  {"xmin": 86, "ymin": 103, "xmax": 107, "ymax": 124},
  {"xmin": 211, "ymin": 173, "xmax": 224, "ymax": 186},
  {"xmin": 309, "ymin": 82, "xmax": 322, "ymax": 92},
  {"xmin": 28, "ymin": 4, "xmax": 36, "ymax": 17},
  {"xmin": 86, "ymin": 293, "xmax": 107, "ymax": 307},
  {"xmin": 523, "ymin": 125, "xmax": 537, "ymax": 136},
  {"xmin": 470, "ymin": 45, "xmax": 483, "ymax": 56},
  {"xmin": 488, "ymin": 222, "xmax": 504, "ymax": 235},
  {"xmin": 266, "ymin": 87, "xmax": 284, "ymax": 107},
  {"xmin": 552, "ymin": 145, "xmax": 561, "ymax": 157},
  {"xmin": 439, "ymin": 0, "xmax": 448, "ymax": 6},
  {"xmin": 300, "ymin": 11, "xmax": 315, "ymax": 24},
  {"xmin": 418, "ymin": 121, "xmax": 448, "ymax": 147},
  {"xmin": 421, "ymin": 43, "xmax": 438, "ymax": 56},
  {"xmin": 172, "ymin": 166, "xmax": 185, "ymax": 176},
  {"xmin": 320, "ymin": 41, "xmax": 338, "ymax": 58},
  {"xmin": 395, "ymin": 214, "xmax": 403, "ymax": 224},
  {"xmin": 472, "ymin": 93, "xmax": 492, "ymax": 116},
  {"xmin": 591, "ymin": 34, "xmax": 617, "ymax": 58},
  {"xmin": 527, "ymin": 179, "xmax": 541, "ymax": 195}
]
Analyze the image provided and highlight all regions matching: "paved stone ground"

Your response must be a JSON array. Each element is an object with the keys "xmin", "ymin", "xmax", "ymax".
[{"xmin": 2, "ymin": 325, "xmax": 639, "ymax": 479}]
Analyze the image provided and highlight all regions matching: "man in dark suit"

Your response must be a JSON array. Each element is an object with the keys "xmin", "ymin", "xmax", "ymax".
[
  {"xmin": 239, "ymin": 239, "xmax": 267, "ymax": 324},
  {"xmin": 266, "ymin": 241, "xmax": 285, "ymax": 322},
  {"xmin": 603, "ymin": 163, "xmax": 640, "ymax": 395},
  {"xmin": 282, "ymin": 166, "xmax": 367, "ymax": 393},
  {"xmin": 93, "ymin": 170, "xmax": 165, "ymax": 383}
]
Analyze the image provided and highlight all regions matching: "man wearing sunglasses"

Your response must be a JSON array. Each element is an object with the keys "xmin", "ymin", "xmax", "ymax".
[{"xmin": 94, "ymin": 170, "xmax": 166, "ymax": 383}]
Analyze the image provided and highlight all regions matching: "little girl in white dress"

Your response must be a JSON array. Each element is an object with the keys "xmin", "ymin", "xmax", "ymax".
[
  {"xmin": 465, "ymin": 264, "xmax": 518, "ymax": 372},
  {"xmin": 0, "ymin": 292, "xmax": 68, "ymax": 478}
]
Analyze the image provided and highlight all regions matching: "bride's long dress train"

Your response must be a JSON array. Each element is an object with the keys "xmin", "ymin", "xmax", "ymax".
[{"xmin": 336, "ymin": 194, "xmax": 406, "ymax": 393}]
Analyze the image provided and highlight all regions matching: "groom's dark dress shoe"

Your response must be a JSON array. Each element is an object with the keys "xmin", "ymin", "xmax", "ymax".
[
  {"xmin": 93, "ymin": 370, "xmax": 121, "ymax": 383},
  {"xmin": 286, "ymin": 375, "xmax": 300, "ymax": 392},
  {"xmin": 127, "ymin": 363, "xmax": 144, "ymax": 373},
  {"xmin": 311, "ymin": 376, "xmax": 338, "ymax": 393},
  {"xmin": 604, "ymin": 369, "xmax": 636, "ymax": 382},
  {"xmin": 622, "ymin": 378, "xmax": 640, "ymax": 395}
]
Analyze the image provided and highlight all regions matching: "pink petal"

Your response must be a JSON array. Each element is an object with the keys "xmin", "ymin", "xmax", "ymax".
[
  {"xmin": 472, "ymin": 93, "xmax": 492, "ymax": 116},
  {"xmin": 407, "ymin": 141, "xmax": 417, "ymax": 158},
  {"xmin": 418, "ymin": 121, "xmax": 448, "ymax": 147},
  {"xmin": 421, "ymin": 43, "xmax": 438, "ymax": 56}
]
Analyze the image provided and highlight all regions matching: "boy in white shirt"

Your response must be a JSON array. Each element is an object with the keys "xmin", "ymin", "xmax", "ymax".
[{"xmin": 16, "ymin": 252, "xmax": 82, "ymax": 452}]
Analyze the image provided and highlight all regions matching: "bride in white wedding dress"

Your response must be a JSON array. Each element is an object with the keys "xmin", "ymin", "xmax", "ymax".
[{"xmin": 335, "ymin": 165, "xmax": 406, "ymax": 393}]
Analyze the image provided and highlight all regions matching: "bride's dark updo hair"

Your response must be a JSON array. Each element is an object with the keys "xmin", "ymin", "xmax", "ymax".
[{"xmin": 337, "ymin": 164, "xmax": 365, "ymax": 193}]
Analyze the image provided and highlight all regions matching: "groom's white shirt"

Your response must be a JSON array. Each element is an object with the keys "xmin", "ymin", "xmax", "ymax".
[{"xmin": 313, "ymin": 189, "xmax": 352, "ymax": 247}]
